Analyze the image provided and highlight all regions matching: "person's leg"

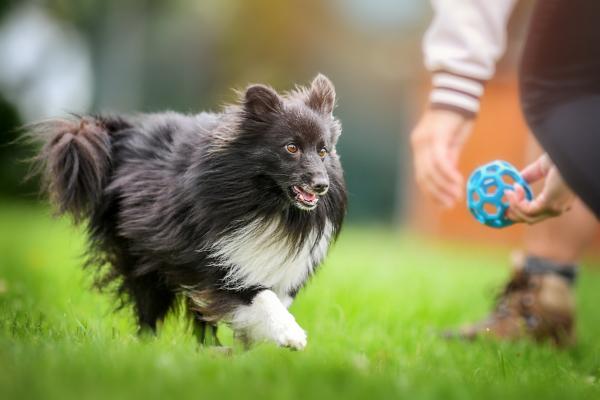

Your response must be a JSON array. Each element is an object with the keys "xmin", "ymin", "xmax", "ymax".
[
  {"xmin": 523, "ymin": 201, "xmax": 597, "ymax": 264},
  {"xmin": 514, "ymin": 140, "xmax": 597, "ymax": 345},
  {"xmin": 520, "ymin": 0, "xmax": 600, "ymax": 217},
  {"xmin": 450, "ymin": 0, "xmax": 600, "ymax": 345},
  {"xmin": 518, "ymin": 0, "xmax": 600, "ymax": 324},
  {"xmin": 448, "ymin": 139, "xmax": 597, "ymax": 346}
]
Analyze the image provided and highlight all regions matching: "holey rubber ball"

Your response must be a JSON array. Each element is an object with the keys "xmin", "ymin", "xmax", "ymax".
[{"xmin": 466, "ymin": 160, "xmax": 533, "ymax": 228}]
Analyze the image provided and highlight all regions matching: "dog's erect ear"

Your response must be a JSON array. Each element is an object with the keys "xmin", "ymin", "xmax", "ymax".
[
  {"xmin": 306, "ymin": 74, "xmax": 336, "ymax": 115},
  {"xmin": 243, "ymin": 84, "xmax": 282, "ymax": 119}
]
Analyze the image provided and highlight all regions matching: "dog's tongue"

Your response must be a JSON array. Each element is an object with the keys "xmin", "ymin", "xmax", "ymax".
[
  {"xmin": 295, "ymin": 186, "xmax": 317, "ymax": 202},
  {"xmin": 301, "ymin": 191, "xmax": 317, "ymax": 202}
]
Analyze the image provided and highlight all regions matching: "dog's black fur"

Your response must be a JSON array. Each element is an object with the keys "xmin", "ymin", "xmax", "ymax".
[{"xmin": 29, "ymin": 75, "xmax": 346, "ymax": 344}]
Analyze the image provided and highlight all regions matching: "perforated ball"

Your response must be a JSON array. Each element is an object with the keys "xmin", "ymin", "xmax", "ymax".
[{"xmin": 466, "ymin": 160, "xmax": 533, "ymax": 229}]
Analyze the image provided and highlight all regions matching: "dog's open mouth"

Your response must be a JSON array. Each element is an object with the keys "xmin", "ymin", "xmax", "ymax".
[{"xmin": 290, "ymin": 185, "xmax": 319, "ymax": 210}]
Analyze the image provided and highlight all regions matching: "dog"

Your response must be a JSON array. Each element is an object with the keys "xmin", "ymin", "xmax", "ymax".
[{"xmin": 29, "ymin": 74, "xmax": 346, "ymax": 350}]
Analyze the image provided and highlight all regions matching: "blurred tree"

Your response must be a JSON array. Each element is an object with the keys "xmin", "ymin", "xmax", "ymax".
[
  {"xmin": 0, "ymin": 94, "xmax": 38, "ymax": 199},
  {"xmin": 0, "ymin": 1, "xmax": 28, "ymax": 198},
  {"xmin": 0, "ymin": 0, "xmax": 420, "ymax": 221}
]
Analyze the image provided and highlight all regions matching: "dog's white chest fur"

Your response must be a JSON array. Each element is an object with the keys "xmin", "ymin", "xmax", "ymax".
[{"xmin": 210, "ymin": 218, "xmax": 333, "ymax": 298}]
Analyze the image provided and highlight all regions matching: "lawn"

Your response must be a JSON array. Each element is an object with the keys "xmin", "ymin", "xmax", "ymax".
[{"xmin": 0, "ymin": 201, "xmax": 599, "ymax": 400}]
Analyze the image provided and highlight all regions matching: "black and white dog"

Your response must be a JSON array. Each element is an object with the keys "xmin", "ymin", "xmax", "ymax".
[{"xmin": 30, "ymin": 74, "xmax": 346, "ymax": 350}]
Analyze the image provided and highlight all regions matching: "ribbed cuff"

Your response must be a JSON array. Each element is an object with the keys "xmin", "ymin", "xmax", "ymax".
[{"xmin": 428, "ymin": 71, "xmax": 485, "ymax": 118}]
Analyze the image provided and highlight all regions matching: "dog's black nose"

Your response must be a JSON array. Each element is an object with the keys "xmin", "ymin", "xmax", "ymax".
[{"xmin": 310, "ymin": 179, "xmax": 329, "ymax": 195}]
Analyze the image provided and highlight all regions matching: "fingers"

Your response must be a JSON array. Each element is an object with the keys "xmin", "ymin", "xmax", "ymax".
[
  {"xmin": 520, "ymin": 154, "xmax": 552, "ymax": 183},
  {"xmin": 415, "ymin": 164, "xmax": 460, "ymax": 208},
  {"xmin": 505, "ymin": 184, "xmax": 560, "ymax": 224},
  {"xmin": 511, "ymin": 183, "xmax": 527, "ymax": 201},
  {"xmin": 410, "ymin": 109, "xmax": 472, "ymax": 208},
  {"xmin": 433, "ymin": 142, "xmax": 464, "ymax": 188},
  {"xmin": 505, "ymin": 190, "xmax": 544, "ymax": 224},
  {"xmin": 415, "ymin": 147, "xmax": 463, "ymax": 208}
]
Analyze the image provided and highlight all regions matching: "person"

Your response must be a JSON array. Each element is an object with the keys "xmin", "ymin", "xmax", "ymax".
[{"xmin": 411, "ymin": 0, "xmax": 599, "ymax": 345}]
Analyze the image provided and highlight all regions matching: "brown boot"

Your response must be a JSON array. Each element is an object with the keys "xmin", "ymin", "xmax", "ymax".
[{"xmin": 446, "ymin": 253, "xmax": 576, "ymax": 347}]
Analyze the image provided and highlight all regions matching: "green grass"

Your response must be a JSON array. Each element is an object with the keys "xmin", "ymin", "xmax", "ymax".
[{"xmin": 1, "ymin": 201, "xmax": 599, "ymax": 400}]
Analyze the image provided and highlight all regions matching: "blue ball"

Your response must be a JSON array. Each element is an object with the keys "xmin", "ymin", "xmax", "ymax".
[{"xmin": 466, "ymin": 160, "xmax": 533, "ymax": 228}]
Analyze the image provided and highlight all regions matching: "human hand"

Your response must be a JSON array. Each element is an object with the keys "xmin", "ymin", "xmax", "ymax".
[
  {"xmin": 410, "ymin": 109, "xmax": 474, "ymax": 208},
  {"xmin": 505, "ymin": 154, "xmax": 575, "ymax": 224}
]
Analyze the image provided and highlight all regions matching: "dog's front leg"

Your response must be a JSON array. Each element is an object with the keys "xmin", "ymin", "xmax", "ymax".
[{"xmin": 229, "ymin": 290, "xmax": 307, "ymax": 350}]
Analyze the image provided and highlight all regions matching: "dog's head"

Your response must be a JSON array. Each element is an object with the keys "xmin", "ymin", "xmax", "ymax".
[{"xmin": 239, "ymin": 74, "xmax": 343, "ymax": 211}]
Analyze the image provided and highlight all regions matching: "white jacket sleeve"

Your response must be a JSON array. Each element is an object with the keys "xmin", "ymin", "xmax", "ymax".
[{"xmin": 423, "ymin": 0, "xmax": 518, "ymax": 117}]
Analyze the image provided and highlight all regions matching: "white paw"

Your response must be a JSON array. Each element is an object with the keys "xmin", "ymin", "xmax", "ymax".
[
  {"xmin": 229, "ymin": 290, "xmax": 308, "ymax": 350},
  {"xmin": 272, "ymin": 319, "xmax": 307, "ymax": 350}
]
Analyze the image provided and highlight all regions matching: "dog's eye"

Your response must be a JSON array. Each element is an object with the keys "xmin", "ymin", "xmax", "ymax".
[
  {"xmin": 318, "ymin": 147, "xmax": 328, "ymax": 158},
  {"xmin": 285, "ymin": 143, "xmax": 299, "ymax": 154}
]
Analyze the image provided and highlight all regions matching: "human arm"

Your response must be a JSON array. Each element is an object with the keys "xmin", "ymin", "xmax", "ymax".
[
  {"xmin": 424, "ymin": 0, "xmax": 518, "ymax": 117},
  {"xmin": 411, "ymin": 0, "xmax": 519, "ymax": 208}
]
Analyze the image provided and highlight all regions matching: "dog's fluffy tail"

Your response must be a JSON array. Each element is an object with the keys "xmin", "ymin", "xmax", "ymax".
[{"xmin": 27, "ymin": 116, "xmax": 112, "ymax": 222}]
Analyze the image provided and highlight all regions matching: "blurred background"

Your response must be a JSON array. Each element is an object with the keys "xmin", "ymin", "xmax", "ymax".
[
  {"xmin": 2, "ymin": 5, "xmax": 600, "ymax": 399},
  {"xmin": 0, "ymin": 0, "xmax": 598, "ymax": 251}
]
